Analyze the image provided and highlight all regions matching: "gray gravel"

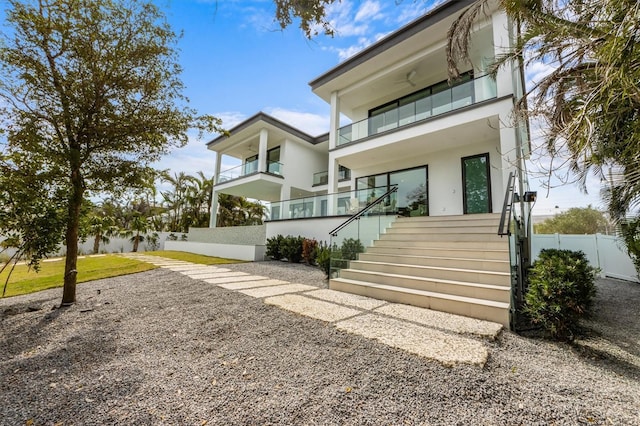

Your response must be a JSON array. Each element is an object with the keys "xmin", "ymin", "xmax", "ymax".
[{"xmin": 1, "ymin": 262, "xmax": 639, "ymax": 425}]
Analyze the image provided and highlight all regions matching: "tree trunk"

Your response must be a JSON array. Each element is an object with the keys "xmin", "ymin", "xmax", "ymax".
[
  {"xmin": 93, "ymin": 234, "xmax": 100, "ymax": 254},
  {"xmin": 132, "ymin": 234, "xmax": 139, "ymax": 252},
  {"xmin": 61, "ymin": 167, "xmax": 83, "ymax": 306}
]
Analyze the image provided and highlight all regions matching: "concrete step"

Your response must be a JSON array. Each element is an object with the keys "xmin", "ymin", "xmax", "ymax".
[
  {"xmin": 379, "ymin": 233, "xmax": 507, "ymax": 243},
  {"xmin": 345, "ymin": 261, "xmax": 511, "ymax": 287},
  {"xmin": 395, "ymin": 213, "xmax": 500, "ymax": 223},
  {"xmin": 372, "ymin": 239, "xmax": 509, "ymax": 250},
  {"xmin": 358, "ymin": 252, "xmax": 510, "ymax": 272},
  {"xmin": 330, "ymin": 278, "xmax": 510, "ymax": 326},
  {"xmin": 393, "ymin": 218, "xmax": 500, "ymax": 228},
  {"xmin": 386, "ymin": 225, "xmax": 498, "ymax": 234},
  {"xmin": 365, "ymin": 246, "xmax": 509, "ymax": 261}
]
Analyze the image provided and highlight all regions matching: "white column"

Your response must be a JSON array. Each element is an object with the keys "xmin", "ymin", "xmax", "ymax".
[
  {"xmin": 258, "ymin": 128, "xmax": 268, "ymax": 173},
  {"xmin": 213, "ymin": 152, "xmax": 222, "ymax": 183},
  {"xmin": 280, "ymin": 184, "xmax": 291, "ymax": 219},
  {"xmin": 329, "ymin": 91, "xmax": 340, "ymax": 150},
  {"xmin": 491, "ymin": 11, "xmax": 513, "ymax": 98},
  {"xmin": 209, "ymin": 189, "xmax": 219, "ymax": 228},
  {"xmin": 327, "ymin": 155, "xmax": 340, "ymax": 216}
]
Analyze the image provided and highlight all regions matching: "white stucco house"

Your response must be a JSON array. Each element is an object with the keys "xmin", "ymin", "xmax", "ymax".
[{"xmin": 168, "ymin": 0, "xmax": 532, "ymax": 328}]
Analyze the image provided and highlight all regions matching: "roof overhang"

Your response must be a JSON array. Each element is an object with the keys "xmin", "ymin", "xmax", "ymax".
[{"xmin": 309, "ymin": 0, "xmax": 480, "ymax": 114}]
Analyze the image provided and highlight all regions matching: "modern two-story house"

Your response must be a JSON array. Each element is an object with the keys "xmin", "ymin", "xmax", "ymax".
[{"xmin": 170, "ymin": 0, "xmax": 531, "ymax": 328}]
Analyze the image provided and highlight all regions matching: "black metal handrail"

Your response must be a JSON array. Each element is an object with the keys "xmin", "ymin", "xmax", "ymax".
[
  {"xmin": 329, "ymin": 185, "xmax": 399, "ymax": 237},
  {"xmin": 498, "ymin": 172, "xmax": 516, "ymax": 236}
]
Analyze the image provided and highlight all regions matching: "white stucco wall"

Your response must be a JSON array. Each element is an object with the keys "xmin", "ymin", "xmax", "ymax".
[
  {"xmin": 164, "ymin": 241, "xmax": 266, "ymax": 262},
  {"xmin": 266, "ymin": 217, "xmax": 347, "ymax": 244},
  {"xmin": 282, "ymin": 139, "xmax": 328, "ymax": 193}
]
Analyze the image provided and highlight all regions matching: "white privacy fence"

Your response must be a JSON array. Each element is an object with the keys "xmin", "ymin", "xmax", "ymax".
[{"xmin": 532, "ymin": 234, "xmax": 638, "ymax": 283}]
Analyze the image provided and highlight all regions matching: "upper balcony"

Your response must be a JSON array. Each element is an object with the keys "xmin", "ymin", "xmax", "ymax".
[
  {"xmin": 337, "ymin": 74, "xmax": 496, "ymax": 147},
  {"xmin": 217, "ymin": 159, "xmax": 283, "ymax": 183}
]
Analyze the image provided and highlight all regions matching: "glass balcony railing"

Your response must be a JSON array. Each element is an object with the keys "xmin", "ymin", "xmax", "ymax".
[
  {"xmin": 329, "ymin": 188, "xmax": 399, "ymax": 279},
  {"xmin": 312, "ymin": 168, "xmax": 352, "ymax": 186},
  {"xmin": 217, "ymin": 160, "xmax": 283, "ymax": 183},
  {"xmin": 337, "ymin": 74, "xmax": 497, "ymax": 146},
  {"xmin": 268, "ymin": 185, "xmax": 394, "ymax": 221},
  {"xmin": 267, "ymin": 161, "xmax": 283, "ymax": 175},
  {"xmin": 313, "ymin": 171, "xmax": 329, "ymax": 186}
]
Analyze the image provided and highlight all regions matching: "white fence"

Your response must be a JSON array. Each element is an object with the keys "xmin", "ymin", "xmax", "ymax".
[{"xmin": 532, "ymin": 234, "xmax": 638, "ymax": 282}]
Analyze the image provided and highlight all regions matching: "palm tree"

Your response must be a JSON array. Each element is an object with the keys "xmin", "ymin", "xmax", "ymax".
[
  {"xmin": 87, "ymin": 214, "xmax": 119, "ymax": 254},
  {"xmin": 124, "ymin": 213, "xmax": 151, "ymax": 252},
  {"xmin": 447, "ymin": 0, "xmax": 640, "ymax": 219}
]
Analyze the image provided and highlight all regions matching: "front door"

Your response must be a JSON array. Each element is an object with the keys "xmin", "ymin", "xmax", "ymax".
[{"xmin": 462, "ymin": 153, "xmax": 492, "ymax": 214}]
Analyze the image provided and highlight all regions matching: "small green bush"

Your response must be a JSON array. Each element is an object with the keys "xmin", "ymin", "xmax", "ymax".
[
  {"xmin": 524, "ymin": 249, "xmax": 598, "ymax": 341},
  {"xmin": 266, "ymin": 234, "xmax": 284, "ymax": 260},
  {"xmin": 340, "ymin": 238, "xmax": 364, "ymax": 261},
  {"xmin": 619, "ymin": 217, "xmax": 640, "ymax": 278},
  {"xmin": 316, "ymin": 241, "xmax": 331, "ymax": 278},
  {"xmin": 302, "ymin": 238, "xmax": 318, "ymax": 265},
  {"xmin": 281, "ymin": 235, "xmax": 304, "ymax": 263}
]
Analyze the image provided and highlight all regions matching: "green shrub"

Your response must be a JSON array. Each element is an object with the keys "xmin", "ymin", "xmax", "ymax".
[
  {"xmin": 302, "ymin": 238, "xmax": 318, "ymax": 265},
  {"xmin": 316, "ymin": 241, "xmax": 331, "ymax": 278},
  {"xmin": 340, "ymin": 238, "xmax": 364, "ymax": 261},
  {"xmin": 266, "ymin": 234, "xmax": 284, "ymax": 260},
  {"xmin": 619, "ymin": 217, "xmax": 640, "ymax": 278},
  {"xmin": 524, "ymin": 249, "xmax": 598, "ymax": 341},
  {"xmin": 281, "ymin": 235, "xmax": 304, "ymax": 263}
]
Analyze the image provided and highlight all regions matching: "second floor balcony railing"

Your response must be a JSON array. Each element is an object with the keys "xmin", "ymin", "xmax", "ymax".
[
  {"xmin": 337, "ymin": 74, "xmax": 497, "ymax": 146},
  {"xmin": 312, "ymin": 168, "xmax": 352, "ymax": 186},
  {"xmin": 217, "ymin": 160, "xmax": 283, "ymax": 183}
]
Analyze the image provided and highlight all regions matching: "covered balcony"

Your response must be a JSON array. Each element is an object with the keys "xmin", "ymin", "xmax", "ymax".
[{"xmin": 337, "ymin": 74, "xmax": 496, "ymax": 147}]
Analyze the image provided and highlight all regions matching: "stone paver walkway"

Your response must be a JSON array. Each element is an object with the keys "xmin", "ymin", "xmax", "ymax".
[{"xmin": 123, "ymin": 253, "xmax": 503, "ymax": 366}]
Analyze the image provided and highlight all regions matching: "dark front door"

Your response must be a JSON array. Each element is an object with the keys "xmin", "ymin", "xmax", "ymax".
[{"xmin": 462, "ymin": 153, "xmax": 492, "ymax": 214}]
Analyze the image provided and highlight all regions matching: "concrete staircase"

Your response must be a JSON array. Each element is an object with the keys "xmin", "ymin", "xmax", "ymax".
[{"xmin": 330, "ymin": 213, "xmax": 512, "ymax": 326}]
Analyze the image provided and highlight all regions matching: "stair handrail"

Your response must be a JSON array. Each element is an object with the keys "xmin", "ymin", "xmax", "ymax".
[
  {"xmin": 498, "ymin": 171, "xmax": 516, "ymax": 236},
  {"xmin": 329, "ymin": 185, "xmax": 399, "ymax": 237}
]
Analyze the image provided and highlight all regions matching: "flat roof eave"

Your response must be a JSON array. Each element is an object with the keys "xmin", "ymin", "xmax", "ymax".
[{"xmin": 308, "ymin": 0, "xmax": 476, "ymax": 91}]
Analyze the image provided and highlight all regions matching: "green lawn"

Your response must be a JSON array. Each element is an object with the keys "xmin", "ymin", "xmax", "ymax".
[
  {"xmin": 145, "ymin": 250, "xmax": 246, "ymax": 265},
  {"xmin": 0, "ymin": 255, "xmax": 156, "ymax": 298}
]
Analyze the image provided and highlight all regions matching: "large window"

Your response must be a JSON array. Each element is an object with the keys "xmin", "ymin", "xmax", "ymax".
[
  {"xmin": 356, "ymin": 166, "xmax": 428, "ymax": 216},
  {"xmin": 369, "ymin": 72, "xmax": 473, "ymax": 134}
]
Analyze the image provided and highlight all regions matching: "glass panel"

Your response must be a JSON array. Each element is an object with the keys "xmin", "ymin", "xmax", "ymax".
[
  {"xmin": 452, "ymin": 79, "xmax": 474, "ymax": 109},
  {"xmin": 339, "ymin": 124, "xmax": 353, "ymax": 145},
  {"xmin": 329, "ymin": 191, "xmax": 399, "ymax": 278},
  {"xmin": 244, "ymin": 155, "xmax": 258, "ymax": 175},
  {"xmin": 431, "ymin": 81, "xmax": 452, "ymax": 115},
  {"xmin": 267, "ymin": 161, "xmax": 282, "ymax": 174},
  {"xmin": 313, "ymin": 171, "xmax": 328, "ymax": 185},
  {"xmin": 415, "ymin": 96, "xmax": 432, "ymax": 121},
  {"xmin": 398, "ymin": 103, "xmax": 415, "ymax": 126},
  {"xmin": 390, "ymin": 167, "xmax": 428, "ymax": 217},
  {"xmin": 463, "ymin": 154, "xmax": 491, "ymax": 214},
  {"xmin": 338, "ymin": 166, "xmax": 351, "ymax": 181},
  {"xmin": 271, "ymin": 206, "xmax": 280, "ymax": 220},
  {"xmin": 369, "ymin": 103, "xmax": 397, "ymax": 135},
  {"xmin": 336, "ymin": 73, "xmax": 494, "ymax": 146}
]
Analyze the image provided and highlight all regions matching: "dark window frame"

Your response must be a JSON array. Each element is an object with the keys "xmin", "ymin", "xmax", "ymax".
[{"xmin": 461, "ymin": 152, "xmax": 492, "ymax": 214}]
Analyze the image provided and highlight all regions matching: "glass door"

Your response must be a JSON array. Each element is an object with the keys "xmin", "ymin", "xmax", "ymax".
[{"xmin": 462, "ymin": 153, "xmax": 492, "ymax": 214}]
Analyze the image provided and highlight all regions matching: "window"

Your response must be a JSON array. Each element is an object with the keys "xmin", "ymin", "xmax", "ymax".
[
  {"xmin": 462, "ymin": 153, "xmax": 492, "ymax": 214},
  {"xmin": 368, "ymin": 72, "xmax": 474, "ymax": 134},
  {"xmin": 267, "ymin": 146, "xmax": 281, "ymax": 174},
  {"xmin": 356, "ymin": 166, "xmax": 428, "ymax": 216}
]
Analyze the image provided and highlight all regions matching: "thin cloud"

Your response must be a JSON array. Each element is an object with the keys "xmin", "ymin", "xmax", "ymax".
[{"xmin": 265, "ymin": 107, "xmax": 329, "ymax": 136}]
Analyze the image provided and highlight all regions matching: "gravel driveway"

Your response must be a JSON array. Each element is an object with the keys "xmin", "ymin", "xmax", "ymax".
[{"xmin": 1, "ymin": 262, "xmax": 639, "ymax": 425}]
